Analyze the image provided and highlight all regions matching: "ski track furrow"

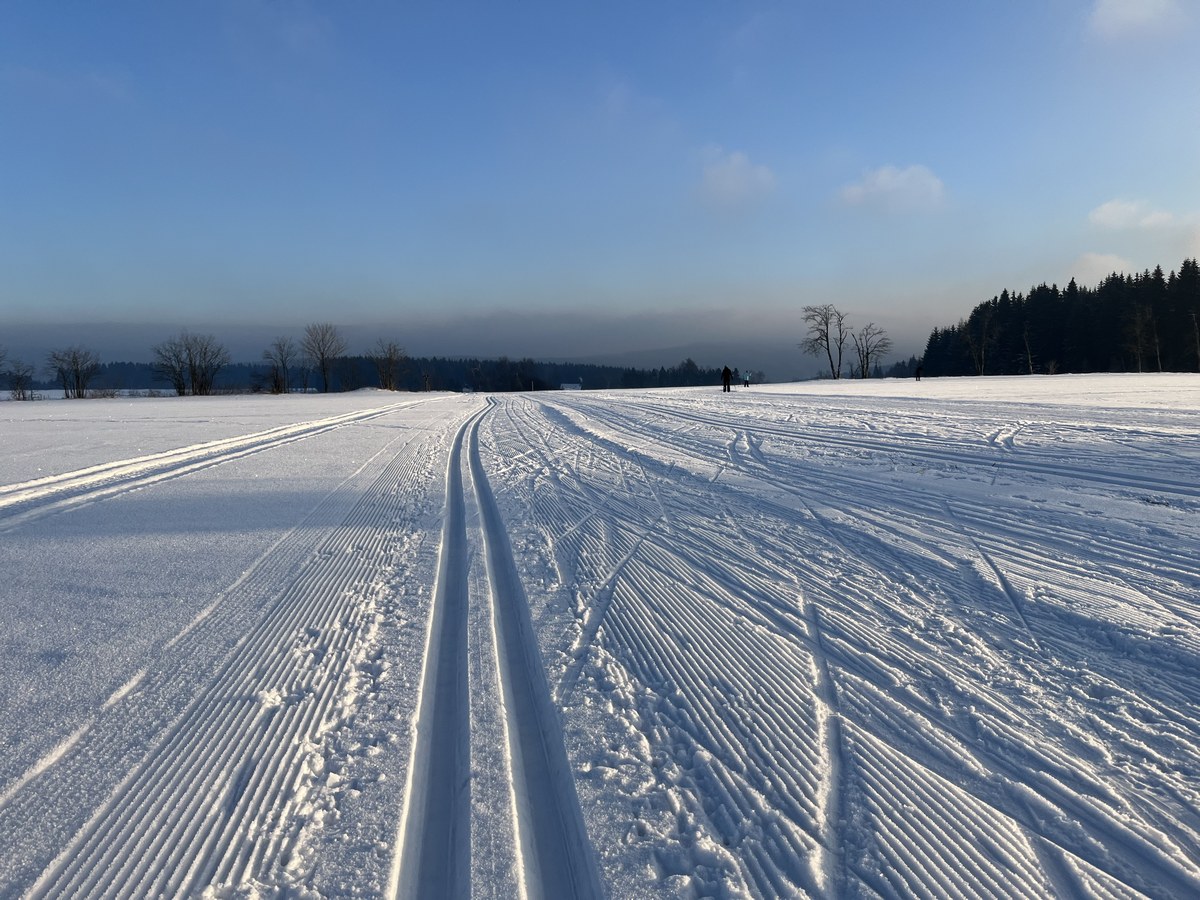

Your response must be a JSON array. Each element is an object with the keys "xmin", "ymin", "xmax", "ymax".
[
  {"xmin": 0, "ymin": 401, "xmax": 418, "ymax": 531},
  {"xmin": 556, "ymin": 524, "xmax": 655, "ymax": 705},
  {"xmin": 391, "ymin": 411, "xmax": 475, "ymax": 900},
  {"xmin": 580, "ymin": 393, "xmax": 1190, "ymax": 676},
  {"xmin": 510, "ymin": 399, "xmax": 870, "ymax": 893},
  {"xmin": 518, "ymin": 394, "xmax": 1200, "ymax": 898},
  {"xmin": 804, "ymin": 601, "xmax": 847, "ymax": 897},
  {"xmin": 591, "ymin": 554, "xmax": 828, "ymax": 894},
  {"xmin": 838, "ymin": 652, "xmax": 1200, "ymax": 897},
  {"xmin": 945, "ymin": 502, "xmax": 1045, "ymax": 654},
  {"xmin": 604, "ymin": 397, "xmax": 1200, "ymax": 499},
  {"xmin": 493, "ymin": 398, "xmax": 659, "ymax": 700},
  {"xmin": 0, "ymin": 426, "xmax": 429, "ymax": 893},
  {"xmin": 35, "ymin": 633, "xmax": 269, "ymax": 894},
  {"xmin": 647, "ymin": 584, "xmax": 820, "ymax": 786},
  {"xmin": 468, "ymin": 404, "xmax": 603, "ymax": 900},
  {"xmin": 561, "ymin": 393, "xmax": 1200, "ymax": 504},
  {"xmin": 855, "ymin": 726, "xmax": 1056, "ymax": 897},
  {"xmin": 600, "ymin": 627, "xmax": 810, "ymax": 890},
  {"xmin": 27, "ymin": 412, "xmax": 445, "ymax": 899},
  {"xmin": 0, "ymin": 401, "xmax": 415, "ymax": 502}
]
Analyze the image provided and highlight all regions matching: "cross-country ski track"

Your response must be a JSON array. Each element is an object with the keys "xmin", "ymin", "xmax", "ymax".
[
  {"xmin": 1, "ymin": 374, "xmax": 1199, "ymax": 898},
  {"xmin": 392, "ymin": 407, "xmax": 599, "ymax": 899}
]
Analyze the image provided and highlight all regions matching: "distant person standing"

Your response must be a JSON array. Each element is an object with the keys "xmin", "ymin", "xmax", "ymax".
[
  {"xmin": 915, "ymin": 365, "xmax": 923, "ymax": 382},
  {"xmin": 722, "ymin": 365, "xmax": 732, "ymax": 392}
]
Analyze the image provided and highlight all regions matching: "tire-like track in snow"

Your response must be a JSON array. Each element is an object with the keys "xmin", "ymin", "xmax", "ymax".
[{"xmin": 393, "ymin": 402, "xmax": 600, "ymax": 899}]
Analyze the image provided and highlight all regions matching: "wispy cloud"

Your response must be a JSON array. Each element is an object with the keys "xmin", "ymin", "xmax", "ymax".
[
  {"xmin": 840, "ymin": 164, "xmax": 945, "ymax": 213},
  {"xmin": 601, "ymin": 80, "xmax": 636, "ymax": 121},
  {"xmin": 1089, "ymin": 198, "xmax": 1176, "ymax": 230},
  {"xmin": 1069, "ymin": 252, "xmax": 1134, "ymax": 285},
  {"xmin": 1088, "ymin": 0, "xmax": 1185, "ymax": 39},
  {"xmin": 599, "ymin": 78, "xmax": 667, "ymax": 126},
  {"xmin": 698, "ymin": 147, "xmax": 776, "ymax": 210},
  {"xmin": 1081, "ymin": 198, "xmax": 1200, "ymax": 283},
  {"xmin": 592, "ymin": 76, "xmax": 680, "ymax": 149}
]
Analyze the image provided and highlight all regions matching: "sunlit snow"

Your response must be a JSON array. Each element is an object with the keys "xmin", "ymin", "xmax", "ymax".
[{"xmin": 1, "ymin": 374, "xmax": 1198, "ymax": 897}]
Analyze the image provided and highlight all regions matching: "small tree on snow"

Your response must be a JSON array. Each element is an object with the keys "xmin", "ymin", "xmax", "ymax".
[
  {"xmin": 302, "ymin": 322, "xmax": 346, "ymax": 393},
  {"xmin": 368, "ymin": 339, "xmax": 407, "ymax": 391},
  {"xmin": 800, "ymin": 304, "xmax": 849, "ymax": 379},
  {"xmin": 263, "ymin": 336, "xmax": 298, "ymax": 394},
  {"xmin": 46, "ymin": 346, "xmax": 101, "ymax": 398},
  {"xmin": 152, "ymin": 335, "xmax": 189, "ymax": 396},
  {"xmin": 151, "ymin": 331, "xmax": 230, "ymax": 396},
  {"xmin": 185, "ymin": 332, "xmax": 230, "ymax": 395},
  {"xmin": 8, "ymin": 359, "xmax": 35, "ymax": 400},
  {"xmin": 850, "ymin": 323, "xmax": 892, "ymax": 379}
]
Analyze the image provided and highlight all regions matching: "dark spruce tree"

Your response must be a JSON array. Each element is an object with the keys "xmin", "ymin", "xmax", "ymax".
[{"xmin": 920, "ymin": 258, "xmax": 1200, "ymax": 376}]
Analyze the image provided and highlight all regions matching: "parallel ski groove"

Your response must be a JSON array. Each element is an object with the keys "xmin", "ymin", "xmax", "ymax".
[
  {"xmin": 468, "ymin": 405, "xmax": 602, "ymax": 900},
  {"xmin": 26, "ymin": 409, "xmax": 450, "ymax": 899},
  {"xmin": 600, "ymin": 396, "xmax": 1200, "ymax": 499},
  {"xmin": 391, "ymin": 412, "xmax": 476, "ymax": 900},
  {"xmin": 5, "ymin": 383, "xmax": 1198, "ymax": 897},
  {"xmin": 485, "ymin": 393, "xmax": 1200, "ymax": 897},
  {"xmin": 0, "ymin": 401, "xmax": 420, "ymax": 531}
]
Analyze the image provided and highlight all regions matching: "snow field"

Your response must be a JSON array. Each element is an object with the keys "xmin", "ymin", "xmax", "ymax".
[
  {"xmin": 0, "ymin": 374, "xmax": 1198, "ymax": 897},
  {"xmin": 480, "ymin": 378, "xmax": 1200, "ymax": 897},
  {"xmin": 0, "ymin": 396, "xmax": 465, "ymax": 895}
]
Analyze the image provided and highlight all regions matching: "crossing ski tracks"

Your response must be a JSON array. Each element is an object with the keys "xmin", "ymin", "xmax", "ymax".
[
  {"xmin": 1, "ymin": 375, "xmax": 1199, "ymax": 896},
  {"xmin": 393, "ymin": 404, "xmax": 600, "ymax": 899}
]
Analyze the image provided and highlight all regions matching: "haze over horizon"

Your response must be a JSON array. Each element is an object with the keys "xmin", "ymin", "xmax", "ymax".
[{"xmin": 3, "ymin": 1, "xmax": 1198, "ymax": 378}]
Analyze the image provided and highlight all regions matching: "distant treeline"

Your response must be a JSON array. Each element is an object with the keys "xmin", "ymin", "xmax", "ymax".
[
  {"xmin": 43, "ymin": 355, "xmax": 750, "ymax": 394},
  {"xmin": 921, "ymin": 258, "xmax": 1200, "ymax": 377}
]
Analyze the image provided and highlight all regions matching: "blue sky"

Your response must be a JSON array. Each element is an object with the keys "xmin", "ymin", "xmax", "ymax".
[{"xmin": 2, "ymin": 1, "xmax": 1198, "ymax": 373}]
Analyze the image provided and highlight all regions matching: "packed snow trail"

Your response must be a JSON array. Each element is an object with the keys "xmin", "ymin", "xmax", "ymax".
[
  {"xmin": 468, "ymin": 401, "xmax": 602, "ymax": 900},
  {"xmin": 0, "ymin": 400, "xmax": 420, "ymax": 532},
  {"xmin": 392, "ymin": 413, "xmax": 475, "ymax": 899},
  {"xmin": 0, "ymin": 396, "xmax": 475, "ymax": 895},
  {"xmin": 393, "ymin": 403, "xmax": 601, "ymax": 899},
  {"xmin": 15, "ymin": 400, "xmax": 466, "ymax": 898}
]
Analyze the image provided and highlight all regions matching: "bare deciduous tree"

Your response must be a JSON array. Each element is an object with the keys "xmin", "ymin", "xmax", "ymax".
[
  {"xmin": 8, "ymin": 359, "xmax": 35, "ymax": 400},
  {"xmin": 262, "ymin": 336, "xmax": 297, "ymax": 394},
  {"xmin": 186, "ymin": 332, "xmax": 230, "ymax": 395},
  {"xmin": 151, "ymin": 331, "xmax": 230, "ymax": 396},
  {"xmin": 152, "ymin": 335, "xmax": 189, "ymax": 396},
  {"xmin": 800, "ymin": 304, "xmax": 849, "ymax": 379},
  {"xmin": 849, "ymin": 322, "xmax": 892, "ymax": 379},
  {"xmin": 47, "ymin": 346, "xmax": 101, "ymax": 398},
  {"xmin": 302, "ymin": 322, "xmax": 346, "ymax": 393},
  {"xmin": 367, "ymin": 339, "xmax": 407, "ymax": 391}
]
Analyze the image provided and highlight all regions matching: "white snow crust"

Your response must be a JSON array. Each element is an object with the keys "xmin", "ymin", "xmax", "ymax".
[{"xmin": 1, "ymin": 374, "xmax": 1198, "ymax": 898}]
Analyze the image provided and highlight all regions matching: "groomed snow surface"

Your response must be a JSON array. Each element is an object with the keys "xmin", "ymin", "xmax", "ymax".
[{"xmin": 1, "ymin": 373, "xmax": 1198, "ymax": 899}]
